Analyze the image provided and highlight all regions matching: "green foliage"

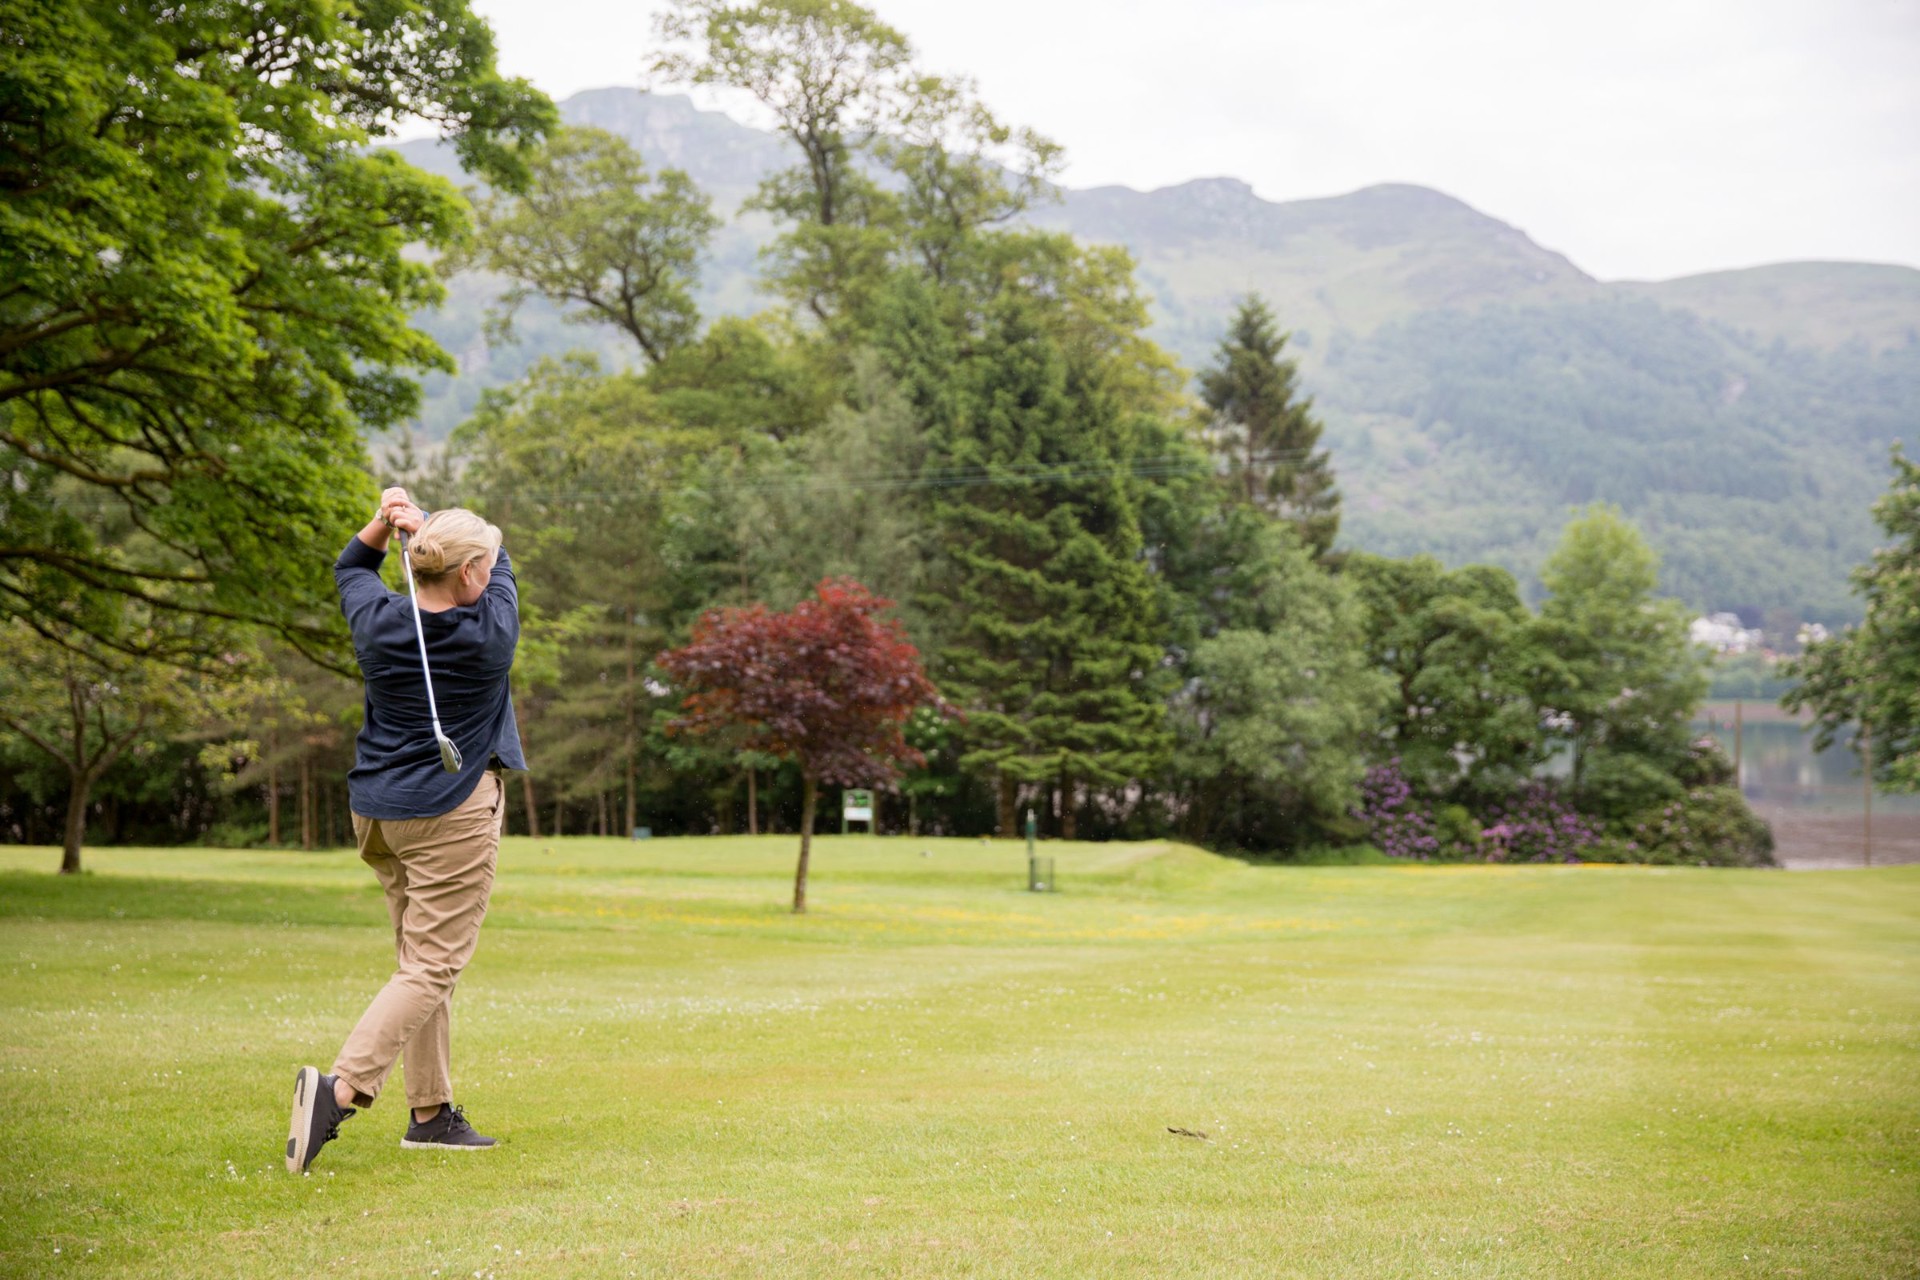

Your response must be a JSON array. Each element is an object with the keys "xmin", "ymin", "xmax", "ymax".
[
  {"xmin": 1620, "ymin": 785, "xmax": 1778, "ymax": 867},
  {"xmin": 0, "ymin": 619, "xmax": 201, "ymax": 870},
  {"xmin": 731, "ymin": 353, "xmax": 936, "ymax": 629},
  {"xmin": 1783, "ymin": 446, "xmax": 1920, "ymax": 789},
  {"xmin": 889, "ymin": 290, "xmax": 1169, "ymax": 833},
  {"xmin": 650, "ymin": 0, "xmax": 1060, "ymax": 336},
  {"xmin": 1172, "ymin": 521, "xmax": 1390, "ymax": 850},
  {"xmin": 1198, "ymin": 295, "xmax": 1340, "ymax": 557},
  {"xmin": 873, "ymin": 74, "xmax": 1063, "ymax": 286},
  {"xmin": 1346, "ymin": 552, "xmax": 1550, "ymax": 802},
  {"xmin": 650, "ymin": 0, "xmax": 915, "ymax": 326},
  {"xmin": 192, "ymin": 638, "xmax": 364, "ymax": 851},
  {"xmin": 457, "ymin": 126, "xmax": 718, "ymax": 363},
  {"xmin": 392, "ymin": 95, "xmax": 1918, "ymax": 622},
  {"xmin": 645, "ymin": 315, "xmax": 839, "ymax": 442},
  {"xmin": 1534, "ymin": 505, "xmax": 1708, "ymax": 820},
  {"xmin": 0, "ymin": 5, "xmax": 1787, "ymax": 868},
  {"xmin": 0, "ymin": 0, "xmax": 552, "ymax": 666}
]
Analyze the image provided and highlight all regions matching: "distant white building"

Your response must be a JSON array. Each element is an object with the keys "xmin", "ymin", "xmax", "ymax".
[{"xmin": 1691, "ymin": 612, "xmax": 1765, "ymax": 654}]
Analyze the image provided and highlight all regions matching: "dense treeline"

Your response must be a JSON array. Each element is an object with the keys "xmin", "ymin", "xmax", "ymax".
[{"xmin": 3, "ymin": 0, "xmax": 1770, "ymax": 871}]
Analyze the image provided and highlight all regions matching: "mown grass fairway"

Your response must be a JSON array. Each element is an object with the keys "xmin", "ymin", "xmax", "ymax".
[{"xmin": 2, "ymin": 837, "xmax": 1916, "ymax": 1278}]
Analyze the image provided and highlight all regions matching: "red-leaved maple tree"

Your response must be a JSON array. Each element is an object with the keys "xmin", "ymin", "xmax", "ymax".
[{"xmin": 657, "ymin": 578, "xmax": 947, "ymax": 912}]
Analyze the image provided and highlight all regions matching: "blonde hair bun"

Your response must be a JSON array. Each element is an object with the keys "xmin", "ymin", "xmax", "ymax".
[{"xmin": 408, "ymin": 508, "xmax": 502, "ymax": 583}]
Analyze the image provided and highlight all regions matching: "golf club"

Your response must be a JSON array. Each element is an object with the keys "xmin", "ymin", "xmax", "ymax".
[{"xmin": 396, "ymin": 528, "xmax": 463, "ymax": 773}]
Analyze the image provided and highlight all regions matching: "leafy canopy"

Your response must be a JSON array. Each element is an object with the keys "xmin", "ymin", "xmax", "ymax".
[
  {"xmin": 1346, "ymin": 551, "xmax": 1550, "ymax": 801},
  {"xmin": 1534, "ymin": 504, "xmax": 1706, "ymax": 818},
  {"xmin": 456, "ymin": 127, "xmax": 718, "ymax": 364},
  {"xmin": 0, "ymin": 0, "xmax": 552, "ymax": 667},
  {"xmin": 1785, "ymin": 447, "xmax": 1920, "ymax": 788},
  {"xmin": 658, "ymin": 578, "xmax": 944, "ymax": 788}
]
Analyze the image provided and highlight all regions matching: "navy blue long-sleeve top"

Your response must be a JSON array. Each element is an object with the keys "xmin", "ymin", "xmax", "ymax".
[{"xmin": 335, "ymin": 534, "xmax": 527, "ymax": 819}]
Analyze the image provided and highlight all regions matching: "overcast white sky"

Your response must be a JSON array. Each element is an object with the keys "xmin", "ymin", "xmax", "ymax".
[{"xmin": 449, "ymin": 0, "xmax": 1920, "ymax": 281}]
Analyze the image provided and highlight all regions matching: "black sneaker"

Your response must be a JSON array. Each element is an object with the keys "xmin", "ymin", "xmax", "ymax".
[
  {"xmin": 400, "ymin": 1104, "xmax": 497, "ymax": 1151},
  {"xmin": 286, "ymin": 1066, "xmax": 355, "ymax": 1173}
]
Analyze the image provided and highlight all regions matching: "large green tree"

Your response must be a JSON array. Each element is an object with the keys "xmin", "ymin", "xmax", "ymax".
[
  {"xmin": 1, "ymin": 0, "xmax": 551, "ymax": 667},
  {"xmin": 1532, "ymin": 504, "xmax": 1706, "ymax": 819},
  {"xmin": 649, "ymin": 0, "xmax": 1059, "ymax": 335},
  {"xmin": 1346, "ymin": 552, "xmax": 1552, "ymax": 802},
  {"xmin": 1172, "ymin": 519, "xmax": 1390, "ymax": 850},
  {"xmin": 650, "ymin": 0, "xmax": 912, "ymax": 327},
  {"xmin": 0, "ymin": 620, "xmax": 196, "ymax": 872},
  {"xmin": 1197, "ymin": 295, "xmax": 1340, "ymax": 558},
  {"xmin": 457, "ymin": 126, "xmax": 718, "ymax": 364},
  {"xmin": 1784, "ymin": 447, "xmax": 1920, "ymax": 787},
  {"xmin": 891, "ymin": 288, "xmax": 1169, "ymax": 837}
]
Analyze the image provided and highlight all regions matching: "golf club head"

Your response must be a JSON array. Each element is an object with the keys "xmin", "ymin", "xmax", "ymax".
[{"xmin": 436, "ymin": 731, "xmax": 463, "ymax": 773}]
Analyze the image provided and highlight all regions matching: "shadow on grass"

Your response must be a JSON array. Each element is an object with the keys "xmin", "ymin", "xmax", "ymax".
[{"xmin": 0, "ymin": 870, "xmax": 385, "ymax": 928}]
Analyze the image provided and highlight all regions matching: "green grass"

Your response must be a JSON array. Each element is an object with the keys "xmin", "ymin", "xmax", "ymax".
[{"xmin": 2, "ymin": 836, "xmax": 1916, "ymax": 1278}]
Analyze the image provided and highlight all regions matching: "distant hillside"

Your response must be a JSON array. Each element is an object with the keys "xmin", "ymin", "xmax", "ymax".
[
  {"xmin": 1625, "ymin": 262, "xmax": 1920, "ymax": 354},
  {"xmin": 1035, "ymin": 178, "xmax": 1599, "ymax": 361},
  {"xmin": 392, "ymin": 88, "xmax": 1920, "ymax": 622}
]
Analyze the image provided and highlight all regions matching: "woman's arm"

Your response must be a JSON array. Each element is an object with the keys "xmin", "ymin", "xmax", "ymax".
[
  {"xmin": 483, "ymin": 546, "xmax": 520, "ymax": 649},
  {"xmin": 336, "ymin": 488, "xmax": 424, "ymax": 632}
]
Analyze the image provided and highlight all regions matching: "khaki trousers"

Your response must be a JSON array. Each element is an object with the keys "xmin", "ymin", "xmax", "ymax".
[{"xmin": 334, "ymin": 772, "xmax": 504, "ymax": 1109}]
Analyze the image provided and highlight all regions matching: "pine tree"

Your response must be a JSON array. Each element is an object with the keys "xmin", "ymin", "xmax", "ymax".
[
  {"xmin": 1198, "ymin": 295, "xmax": 1341, "ymax": 558},
  {"xmin": 908, "ymin": 295, "xmax": 1169, "ymax": 837}
]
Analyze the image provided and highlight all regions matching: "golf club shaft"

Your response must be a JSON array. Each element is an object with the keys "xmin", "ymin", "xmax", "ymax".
[{"xmin": 397, "ymin": 530, "xmax": 447, "ymax": 734}]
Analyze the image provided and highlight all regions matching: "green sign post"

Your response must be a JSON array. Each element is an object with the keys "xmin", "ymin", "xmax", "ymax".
[{"xmin": 842, "ymin": 788, "xmax": 874, "ymax": 834}]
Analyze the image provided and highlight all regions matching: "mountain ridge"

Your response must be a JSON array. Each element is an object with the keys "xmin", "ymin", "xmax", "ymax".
[{"xmin": 393, "ymin": 88, "xmax": 1918, "ymax": 351}]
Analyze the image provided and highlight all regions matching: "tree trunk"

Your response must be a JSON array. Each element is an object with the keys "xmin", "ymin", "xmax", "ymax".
[
  {"xmin": 794, "ymin": 773, "xmax": 817, "ymax": 914},
  {"xmin": 60, "ymin": 771, "xmax": 91, "ymax": 875},
  {"xmin": 596, "ymin": 790, "xmax": 608, "ymax": 838},
  {"xmin": 325, "ymin": 781, "xmax": 337, "ymax": 849},
  {"xmin": 1061, "ymin": 774, "xmax": 1078, "ymax": 841},
  {"xmin": 300, "ymin": 756, "xmax": 313, "ymax": 851},
  {"xmin": 553, "ymin": 791, "xmax": 563, "ymax": 838},
  {"xmin": 997, "ymin": 772, "xmax": 1017, "ymax": 838},
  {"xmin": 522, "ymin": 774, "xmax": 540, "ymax": 839},
  {"xmin": 909, "ymin": 790, "xmax": 919, "ymax": 837},
  {"xmin": 625, "ymin": 606, "xmax": 638, "ymax": 838},
  {"xmin": 267, "ymin": 759, "xmax": 281, "ymax": 846},
  {"xmin": 747, "ymin": 766, "xmax": 759, "ymax": 836}
]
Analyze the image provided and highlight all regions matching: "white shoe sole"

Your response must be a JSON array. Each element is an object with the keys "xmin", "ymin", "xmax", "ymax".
[
  {"xmin": 286, "ymin": 1066, "xmax": 320, "ymax": 1173},
  {"xmin": 399, "ymin": 1138, "xmax": 496, "ymax": 1151}
]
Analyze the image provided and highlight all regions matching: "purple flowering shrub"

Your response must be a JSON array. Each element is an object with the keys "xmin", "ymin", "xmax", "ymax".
[
  {"xmin": 1477, "ymin": 781, "xmax": 1604, "ymax": 863},
  {"xmin": 1354, "ymin": 761, "xmax": 1442, "ymax": 860}
]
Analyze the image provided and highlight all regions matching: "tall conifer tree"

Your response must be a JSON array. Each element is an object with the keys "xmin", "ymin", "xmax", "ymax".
[
  {"xmin": 1198, "ymin": 295, "xmax": 1341, "ymax": 558},
  {"xmin": 902, "ymin": 294, "xmax": 1168, "ymax": 837}
]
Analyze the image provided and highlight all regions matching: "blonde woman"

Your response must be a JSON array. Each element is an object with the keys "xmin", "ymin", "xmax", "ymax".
[{"xmin": 287, "ymin": 487, "xmax": 525, "ymax": 1173}]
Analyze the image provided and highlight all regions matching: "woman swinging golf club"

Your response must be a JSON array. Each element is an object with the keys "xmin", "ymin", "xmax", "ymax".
[{"xmin": 287, "ymin": 487, "xmax": 525, "ymax": 1173}]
